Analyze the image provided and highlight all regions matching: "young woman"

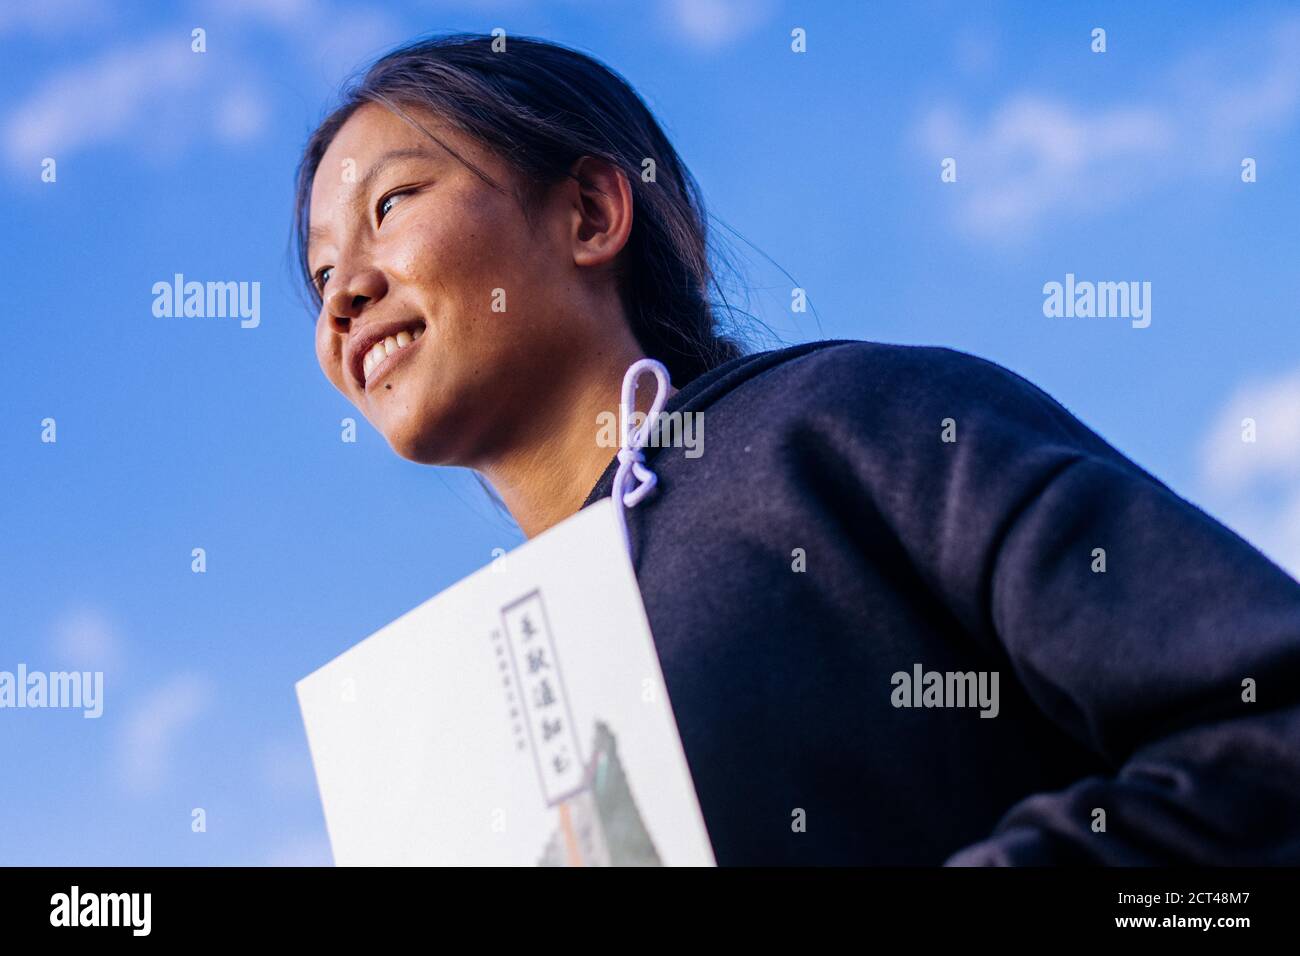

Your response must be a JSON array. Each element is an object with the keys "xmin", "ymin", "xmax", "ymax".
[{"xmin": 295, "ymin": 33, "xmax": 1300, "ymax": 865}]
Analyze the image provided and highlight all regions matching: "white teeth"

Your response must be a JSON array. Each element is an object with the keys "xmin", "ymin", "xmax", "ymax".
[{"xmin": 360, "ymin": 326, "xmax": 424, "ymax": 383}]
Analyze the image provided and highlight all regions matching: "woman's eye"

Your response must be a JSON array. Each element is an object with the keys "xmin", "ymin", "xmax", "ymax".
[
  {"xmin": 314, "ymin": 267, "xmax": 333, "ymax": 292},
  {"xmin": 378, "ymin": 189, "xmax": 411, "ymax": 222}
]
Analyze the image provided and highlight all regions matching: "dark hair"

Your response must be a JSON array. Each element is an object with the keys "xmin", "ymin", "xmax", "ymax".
[{"xmin": 292, "ymin": 31, "xmax": 749, "ymax": 386}]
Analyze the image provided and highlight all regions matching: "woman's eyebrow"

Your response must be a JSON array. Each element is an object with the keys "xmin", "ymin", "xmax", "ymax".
[{"xmin": 353, "ymin": 147, "xmax": 437, "ymax": 195}]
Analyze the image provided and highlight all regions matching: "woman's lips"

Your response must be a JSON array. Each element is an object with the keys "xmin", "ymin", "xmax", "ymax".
[{"xmin": 364, "ymin": 327, "xmax": 425, "ymax": 393}]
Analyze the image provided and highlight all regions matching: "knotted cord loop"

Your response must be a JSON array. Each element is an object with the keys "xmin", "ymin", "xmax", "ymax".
[{"xmin": 610, "ymin": 358, "xmax": 672, "ymax": 553}]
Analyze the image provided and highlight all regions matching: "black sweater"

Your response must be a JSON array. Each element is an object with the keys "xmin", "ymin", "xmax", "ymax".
[{"xmin": 580, "ymin": 339, "xmax": 1300, "ymax": 865}]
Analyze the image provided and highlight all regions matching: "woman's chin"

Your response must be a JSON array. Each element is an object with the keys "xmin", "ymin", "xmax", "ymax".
[{"xmin": 381, "ymin": 418, "xmax": 460, "ymax": 466}]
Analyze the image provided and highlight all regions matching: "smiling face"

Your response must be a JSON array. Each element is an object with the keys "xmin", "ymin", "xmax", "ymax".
[{"xmin": 309, "ymin": 102, "xmax": 599, "ymax": 467}]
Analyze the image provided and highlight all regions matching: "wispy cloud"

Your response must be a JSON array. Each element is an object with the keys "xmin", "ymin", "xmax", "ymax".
[
  {"xmin": 201, "ymin": 0, "xmax": 402, "ymax": 79},
  {"xmin": 115, "ymin": 673, "xmax": 214, "ymax": 796},
  {"xmin": 917, "ymin": 13, "xmax": 1300, "ymax": 241},
  {"xmin": 0, "ymin": 0, "xmax": 108, "ymax": 37},
  {"xmin": 199, "ymin": 0, "xmax": 314, "ymax": 27},
  {"xmin": 1199, "ymin": 368, "xmax": 1300, "ymax": 493},
  {"xmin": 918, "ymin": 96, "xmax": 1173, "ymax": 238},
  {"xmin": 660, "ymin": 0, "xmax": 776, "ymax": 50},
  {"xmin": 0, "ymin": 2, "xmax": 422, "ymax": 173},
  {"xmin": 48, "ymin": 607, "xmax": 123, "ymax": 673},
  {"xmin": 263, "ymin": 832, "xmax": 333, "ymax": 866},
  {"xmin": 214, "ymin": 86, "xmax": 270, "ymax": 144},
  {"xmin": 952, "ymin": 25, "xmax": 1001, "ymax": 79},
  {"xmin": 259, "ymin": 737, "xmax": 318, "ymax": 799},
  {"xmin": 1196, "ymin": 365, "xmax": 1300, "ymax": 579},
  {"xmin": 2, "ymin": 33, "xmax": 269, "ymax": 170}
]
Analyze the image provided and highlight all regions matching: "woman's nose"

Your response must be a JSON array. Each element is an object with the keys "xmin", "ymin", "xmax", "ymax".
[{"xmin": 325, "ymin": 267, "xmax": 389, "ymax": 333}]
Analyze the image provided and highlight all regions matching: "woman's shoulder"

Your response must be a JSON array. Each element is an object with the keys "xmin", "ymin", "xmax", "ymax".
[
  {"xmin": 722, "ymin": 338, "xmax": 1069, "ymax": 415},
  {"xmin": 756, "ymin": 338, "xmax": 1043, "ymax": 396},
  {"xmin": 695, "ymin": 337, "xmax": 1120, "ymax": 463}
]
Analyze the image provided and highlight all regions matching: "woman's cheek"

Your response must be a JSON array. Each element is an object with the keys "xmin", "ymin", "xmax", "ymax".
[
  {"xmin": 387, "ymin": 221, "xmax": 454, "ymax": 296},
  {"xmin": 315, "ymin": 319, "xmax": 348, "ymax": 395}
]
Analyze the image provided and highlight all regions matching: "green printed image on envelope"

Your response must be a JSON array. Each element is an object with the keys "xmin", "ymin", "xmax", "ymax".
[{"xmin": 295, "ymin": 498, "xmax": 716, "ymax": 866}]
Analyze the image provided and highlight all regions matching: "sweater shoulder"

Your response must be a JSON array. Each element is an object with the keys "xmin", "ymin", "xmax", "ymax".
[
  {"xmin": 753, "ymin": 340, "xmax": 1056, "ymax": 411},
  {"xmin": 739, "ymin": 339, "xmax": 1116, "ymax": 458},
  {"xmin": 762, "ymin": 339, "xmax": 1031, "ymax": 392}
]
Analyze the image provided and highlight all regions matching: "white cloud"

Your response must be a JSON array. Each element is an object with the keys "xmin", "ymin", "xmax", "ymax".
[
  {"xmin": 5, "ymin": 36, "xmax": 191, "ymax": 167},
  {"xmin": 953, "ymin": 26, "xmax": 1000, "ymax": 79},
  {"xmin": 198, "ymin": 0, "xmax": 315, "ymax": 27},
  {"xmin": 259, "ymin": 737, "xmax": 317, "ymax": 798},
  {"xmin": 1172, "ymin": 18, "xmax": 1300, "ymax": 160},
  {"xmin": 201, "ymin": 0, "xmax": 402, "ymax": 78},
  {"xmin": 919, "ymin": 96, "xmax": 1173, "ymax": 238},
  {"xmin": 2, "ymin": 32, "xmax": 270, "ymax": 170},
  {"xmin": 917, "ymin": 13, "xmax": 1300, "ymax": 241},
  {"xmin": 263, "ymin": 832, "xmax": 333, "ymax": 866},
  {"xmin": 215, "ymin": 86, "xmax": 270, "ymax": 144},
  {"xmin": 1196, "ymin": 365, "xmax": 1300, "ymax": 579},
  {"xmin": 294, "ymin": 8, "xmax": 403, "ymax": 77},
  {"xmin": 662, "ymin": 0, "xmax": 776, "ymax": 50},
  {"xmin": 115, "ymin": 673, "xmax": 214, "ymax": 796},
  {"xmin": 48, "ymin": 607, "xmax": 122, "ymax": 673},
  {"xmin": 1199, "ymin": 368, "xmax": 1300, "ymax": 493},
  {"xmin": 0, "ymin": 0, "xmax": 108, "ymax": 37},
  {"xmin": 0, "ymin": 2, "xmax": 405, "ymax": 171}
]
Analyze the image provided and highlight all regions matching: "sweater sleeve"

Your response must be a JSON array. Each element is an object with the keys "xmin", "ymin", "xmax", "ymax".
[
  {"xmin": 821, "ymin": 343, "xmax": 1300, "ymax": 865},
  {"xmin": 949, "ymin": 447, "xmax": 1300, "ymax": 864}
]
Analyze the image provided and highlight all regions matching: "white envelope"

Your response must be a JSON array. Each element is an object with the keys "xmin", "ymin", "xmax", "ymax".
[{"xmin": 296, "ymin": 497, "xmax": 716, "ymax": 866}]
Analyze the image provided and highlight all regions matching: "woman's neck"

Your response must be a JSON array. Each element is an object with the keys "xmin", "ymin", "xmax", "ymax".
[{"xmin": 478, "ymin": 341, "xmax": 676, "ymax": 540}]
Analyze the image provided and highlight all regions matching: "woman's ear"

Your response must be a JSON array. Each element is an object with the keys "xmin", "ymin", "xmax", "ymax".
[{"xmin": 567, "ymin": 155, "xmax": 634, "ymax": 269}]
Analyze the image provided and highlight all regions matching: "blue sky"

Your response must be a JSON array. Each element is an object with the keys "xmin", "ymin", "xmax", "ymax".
[{"xmin": 1, "ymin": 0, "xmax": 1297, "ymax": 865}]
